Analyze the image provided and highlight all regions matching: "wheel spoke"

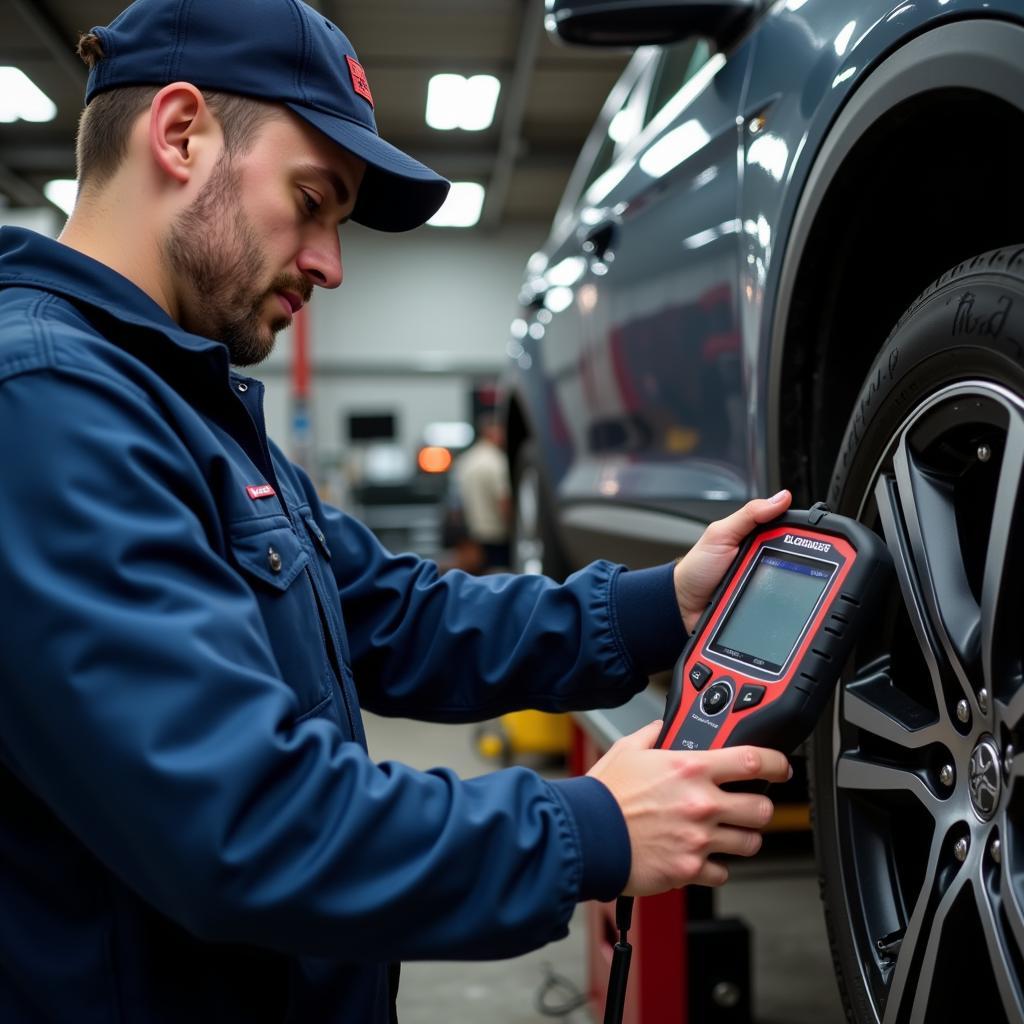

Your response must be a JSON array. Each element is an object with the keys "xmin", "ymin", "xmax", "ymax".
[
  {"xmin": 904, "ymin": 869, "xmax": 970, "ymax": 1024},
  {"xmin": 980, "ymin": 406, "xmax": 1024, "ymax": 705},
  {"xmin": 881, "ymin": 835, "xmax": 953, "ymax": 1024},
  {"xmin": 836, "ymin": 754, "xmax": 940, "ymax": 815},
  {"xmin": 973, "ymin": 872, "xmax": 1024, "ymax": 1020},
  {"xmin": 843, "ymin": 664, "xmax": 942, "ymax": 749},
  {"xmin": 891, "ymin": 437, "xmax": 981, "ymax": 686},
  {"xmin": 874, "ymin": 472, "xmax": 952, "ymax": 713},
  {"xmin": 1002, "ymin": 826, "xmax": 1024, "ymax": 954}
]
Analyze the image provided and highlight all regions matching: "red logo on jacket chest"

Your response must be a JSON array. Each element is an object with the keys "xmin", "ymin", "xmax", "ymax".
[{"xmin": 246, "ymin": 484, "xmax": 276, "ymax": 500}]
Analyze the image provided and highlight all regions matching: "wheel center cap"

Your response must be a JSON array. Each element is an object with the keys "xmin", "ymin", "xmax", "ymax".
[{"xmin": 968, "ymin": 737, "xmax": 1002, "ymax": 821}]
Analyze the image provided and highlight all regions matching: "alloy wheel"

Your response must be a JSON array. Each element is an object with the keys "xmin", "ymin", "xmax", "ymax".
[{"xmin": 832, "ymin": 379, "xmax": 1024, "ymax": 1023}]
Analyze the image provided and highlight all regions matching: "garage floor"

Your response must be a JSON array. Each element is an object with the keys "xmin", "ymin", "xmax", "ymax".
[{"xmin": 363, "ymin": 712, "xmax": 847, "ymax": 1024}]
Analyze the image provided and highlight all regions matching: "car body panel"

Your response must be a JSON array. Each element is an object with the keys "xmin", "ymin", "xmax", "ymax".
[{"xmin": 505, "ymin": 0, "xmax": 1024, "ymax": 562}]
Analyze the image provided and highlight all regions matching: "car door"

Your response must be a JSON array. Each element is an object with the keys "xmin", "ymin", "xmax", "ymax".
[
  {"xmin": 563, "ymin": 33, "xmax": 755, "ymax": 524},
  {"xmin": 514, "ymin": 51, "xmax": 658, "ymax": 489}
]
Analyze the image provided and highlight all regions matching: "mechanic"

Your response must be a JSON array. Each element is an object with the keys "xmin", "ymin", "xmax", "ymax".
[
  {"xmin": 0, "ymin": 1, "xmax": 792, "ymax": 1021},
  {"xmin": 455, "ymin": 413, "xmax": 513, "ymax": 572}
]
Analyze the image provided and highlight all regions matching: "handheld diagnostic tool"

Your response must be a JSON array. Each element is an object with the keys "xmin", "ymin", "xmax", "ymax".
[
  {"xmin": 603, "ymin": 504, "xmax": 892, "ymax": 1024},
  {"xmin": 655, "ymin": 503, "xmax": 891, "ymax": 756}
]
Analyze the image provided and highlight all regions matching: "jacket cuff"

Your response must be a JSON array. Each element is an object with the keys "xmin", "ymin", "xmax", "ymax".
[
  {"xmin": 613, "ymin": 562, "xmax": 688, "ymax": 676},
  {"xmin": 549, "ymin": 776, "xmax": 630, "ymax": 902}
]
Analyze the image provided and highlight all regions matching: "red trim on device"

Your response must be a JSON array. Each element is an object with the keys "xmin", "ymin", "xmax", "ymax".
[{"xmin": 660, "ymin": 526, "xmax": 857, "ymax": 751}]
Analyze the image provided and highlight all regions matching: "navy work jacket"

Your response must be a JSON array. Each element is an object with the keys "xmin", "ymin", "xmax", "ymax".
[{"xmin": 0, "ymin": 228, "xmax": 686, "ymax": 1022}]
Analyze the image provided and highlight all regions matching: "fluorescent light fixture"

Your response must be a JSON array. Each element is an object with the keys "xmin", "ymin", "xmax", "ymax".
[
  {"xmin": 44, "ymin": 179, "xmax": 78, "ymax": 216},
  {"xmin": 427, "ymin": 182, "xmax": 485, "ymax": 228},
  {"xmin": 0, "ymin": 67, "xmax": 57, "ymax": 123},
  {"xmin": 426, "ymin": 74, "xmax": 501, "ymax": 132}
]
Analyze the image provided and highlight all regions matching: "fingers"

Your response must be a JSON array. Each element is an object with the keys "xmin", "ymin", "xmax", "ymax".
[
  {"xmin": 705, "ymin": 745, "xmax": 791, "ymax": 786},
  {"xmin": 616, "ymin": 719, "xmax": 665, "ymax": 751},
  {"xmin": 703, "ymin": 489, "xmax": 792, "ymax": 548}
]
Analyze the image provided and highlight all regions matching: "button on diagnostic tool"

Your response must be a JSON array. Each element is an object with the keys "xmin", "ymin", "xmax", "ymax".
[
  {"xmin": 700, "ymin": 681, "xmax": 733, "ymax": 716},
  {"xmin": 736, "ymin": 684, "xmax": 766, "ymax": 710},
  {"xmin": 689, "ymin": 663, "xmax": 713, "ymax": 690}
]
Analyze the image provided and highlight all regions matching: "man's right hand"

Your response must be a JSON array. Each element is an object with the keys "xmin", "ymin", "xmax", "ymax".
[{"xmin": 586, "ymin": 720, "xmax": 791, "ymax": 896}]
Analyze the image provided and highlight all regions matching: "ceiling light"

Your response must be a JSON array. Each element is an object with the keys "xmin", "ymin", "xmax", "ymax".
[
  {"xmin": 44, "ymin": 179, "xmax": 78, "ymax": 216},
  {"xmin": 427, "ymin": 182, "xmax": 485, "ymax": 228},
  {"xmin": 426, "ymin": 74, "xmax": 501, "ymax": 132},
  {"xmin": 0, "ymin": 68, "xmax": 57, "ymax": 123}
]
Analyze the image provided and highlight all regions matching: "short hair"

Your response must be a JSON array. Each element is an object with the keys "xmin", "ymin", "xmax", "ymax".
[{"xmin": 74, "ymin": 32, "xmax": 277, "ymax": 190}]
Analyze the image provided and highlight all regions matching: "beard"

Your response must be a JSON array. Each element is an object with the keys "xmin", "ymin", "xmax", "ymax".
[{"xmin": 164, "ymin": 155, "xmax": 310, "ymax": 367}]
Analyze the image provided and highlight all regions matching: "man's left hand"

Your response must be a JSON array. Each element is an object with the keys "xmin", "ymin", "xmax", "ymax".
[{"xmin": 673, "ymin": 490, "xmax": 792, "ymax": 633}]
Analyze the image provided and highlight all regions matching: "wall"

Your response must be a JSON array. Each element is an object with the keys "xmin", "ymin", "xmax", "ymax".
[{"xmin": 250, "ymin": 221, "xmax": 548, "ymax": 485}]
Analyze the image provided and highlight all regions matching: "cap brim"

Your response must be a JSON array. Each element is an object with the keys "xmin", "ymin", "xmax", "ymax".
[{"xmin": 286, "ymin": 102, "xmax": 449, "ymax": 233}]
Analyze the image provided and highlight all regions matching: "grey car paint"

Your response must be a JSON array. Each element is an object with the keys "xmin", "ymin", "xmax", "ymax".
[{"xmin": 505, "ymin": 0, "xmax": 1024, "ymax": 567}]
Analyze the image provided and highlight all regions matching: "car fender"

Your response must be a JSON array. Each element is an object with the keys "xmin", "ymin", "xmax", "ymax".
[{"xmin": 757, "ymin": 12, "xmax": 1024, "ymax": 492}]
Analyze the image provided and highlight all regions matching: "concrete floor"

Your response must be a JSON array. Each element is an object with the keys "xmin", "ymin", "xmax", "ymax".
[{"xmin": 363, "ymin": 712, "xmax": 846, "ymax": 1024}]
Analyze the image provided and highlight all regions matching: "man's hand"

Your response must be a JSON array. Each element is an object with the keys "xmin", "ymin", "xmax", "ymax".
[
  {"xmin": 587, "ymin": 721, "xmax": 791, "ymax": 895},
  {"xmin": 673, "ymin": 490, "xmax": 792, "ymax": 633}
]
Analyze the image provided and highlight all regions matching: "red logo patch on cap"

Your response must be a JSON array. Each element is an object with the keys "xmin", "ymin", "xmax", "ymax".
[
  {"xmin": 246, "ymin": 484, "xmax": 276, "ymax": 500},
  {"xmin": 346, "ymin": 55, "xmax": 374, "ymax": 108}
]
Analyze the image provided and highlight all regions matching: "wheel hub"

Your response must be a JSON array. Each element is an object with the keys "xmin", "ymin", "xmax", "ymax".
[{"xmin": 968, "ymin": 735, "xmax": 1002, "ymax": 822}]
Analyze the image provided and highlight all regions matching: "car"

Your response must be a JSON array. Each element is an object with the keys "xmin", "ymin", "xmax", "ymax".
[{"xmin": 500, "ymin": 1, "xmax": 1024, "ymax": 1020}]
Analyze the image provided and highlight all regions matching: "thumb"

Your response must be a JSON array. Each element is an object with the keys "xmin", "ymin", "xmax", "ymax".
[
  {"xmin": 617, "ymin": 719, "xmax": 665, "ymax": 750},
  {"xmin": 708, "ymin": 489, "xmax": 791, "ymax": 548}
]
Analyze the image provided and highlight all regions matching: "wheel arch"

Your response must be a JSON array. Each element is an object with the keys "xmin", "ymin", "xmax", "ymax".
[{"xmin": 766, "ymin": 17, "xmax": 1024, "ymax": 505}]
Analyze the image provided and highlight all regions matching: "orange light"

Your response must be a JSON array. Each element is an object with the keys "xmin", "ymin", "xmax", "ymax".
[{"xmin": 418, "ymin": 445, "xmax": 452, "ymax": 474}]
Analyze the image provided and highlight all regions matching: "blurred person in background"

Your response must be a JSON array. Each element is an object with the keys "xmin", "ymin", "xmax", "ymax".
[{"xmin": 454, "ymin": 413, "xmax": 512, "ymax": 572}]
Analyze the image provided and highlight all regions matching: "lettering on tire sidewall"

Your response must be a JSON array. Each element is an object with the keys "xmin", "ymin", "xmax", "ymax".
[{"xmin": 831, "ymin": 284, "xmax": 1024, "ymax": 499}]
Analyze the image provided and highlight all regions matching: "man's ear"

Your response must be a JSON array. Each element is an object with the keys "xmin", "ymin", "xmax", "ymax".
[{"xmin": 148, "ymin": 83, "xmax": 218, "ymax": 185}]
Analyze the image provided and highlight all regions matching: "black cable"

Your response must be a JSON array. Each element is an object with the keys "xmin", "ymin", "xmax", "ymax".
[
  {"xmin": 602, "ymin": 895, "xmax": 634, "ymax": 1024},
  {"xmin": 535, "ymin": 960, "xmax": 586, "ymax": 1017}
]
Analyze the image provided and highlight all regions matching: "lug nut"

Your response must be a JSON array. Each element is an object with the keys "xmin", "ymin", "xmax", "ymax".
[
  {"xmin": 956, "ymin": 699, "xmax": 971, "ymax": 724},
  {"xmin": 979, "ymin": 689, "xmax": 989, "ymax": 715},
  {"xmin": 978, "ymin": 444, "xmax": 992, "ymax": 462},
  {"xmin": 991, "ymin": 838, "xmax": 1002, "ymax": 864},
  {"xmin": 939, "ymin": 764, "xmax": 955, "ymax": 787},
  {"xmin": 954, "ymin": 837, "xmax": 969, "ymax": 862}
]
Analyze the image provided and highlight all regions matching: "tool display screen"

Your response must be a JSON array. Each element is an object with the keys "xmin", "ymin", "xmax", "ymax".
[{"xmin": 709, "ymin": 547, "xmax": 835, "ymax": 672}]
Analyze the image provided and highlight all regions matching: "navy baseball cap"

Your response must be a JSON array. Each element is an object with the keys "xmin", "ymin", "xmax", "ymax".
[{"xmin": 84, "ymin": 0, "xmax": 450, "ymax": 232}]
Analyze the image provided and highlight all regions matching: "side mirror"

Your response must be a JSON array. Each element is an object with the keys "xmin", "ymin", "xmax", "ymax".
[{"xmin": 545, "ymin": 0, "xmax": 757, "ymax": 47}]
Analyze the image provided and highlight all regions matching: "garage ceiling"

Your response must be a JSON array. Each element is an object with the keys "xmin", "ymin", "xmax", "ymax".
[{"xmin": 0, "ymin": 0, "xmax": 630, "ymax": 228}]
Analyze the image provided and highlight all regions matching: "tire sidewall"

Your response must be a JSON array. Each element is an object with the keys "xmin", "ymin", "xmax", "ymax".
[
  {"xmin": 813, "ymin": 268, "xmax": 1024, "ymax": 1022},
  {"xmin": 828, "ymin": 275, "xmax": 1024, "ymax": 514}
]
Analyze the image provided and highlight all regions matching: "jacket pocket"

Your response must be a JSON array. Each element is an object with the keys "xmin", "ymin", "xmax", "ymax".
[
  {"xmin": 229, "ymin": 520, "xmax": 309, "ymax": 589},
  {"xmin": 228, "ymin": 519, "xmax": 332, "ymax": 719}
]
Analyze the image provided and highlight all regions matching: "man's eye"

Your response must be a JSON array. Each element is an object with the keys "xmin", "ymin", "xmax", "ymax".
[{"xmin": 300, "ymin": 190, "xmax": 321, "ymax": 217}]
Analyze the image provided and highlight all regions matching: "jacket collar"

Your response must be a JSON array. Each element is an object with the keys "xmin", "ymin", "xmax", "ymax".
[{"xmin": 0, "ymin": 226, "xmax": 232, "ymax": 368}]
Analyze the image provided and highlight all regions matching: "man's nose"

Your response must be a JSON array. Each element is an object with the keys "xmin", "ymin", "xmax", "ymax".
[{"xmin": 297, "ymin": 236, "xmax": 342, "ymax": 289}]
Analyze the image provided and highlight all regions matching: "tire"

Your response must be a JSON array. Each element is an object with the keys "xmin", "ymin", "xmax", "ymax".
[
  {"xmin": 511, "ymin": 441, "xmax": 569, "ymax": 581},
  {"xmin": 810, "ymin": 245, "xmax": 1024, "ymax": 1024}
]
